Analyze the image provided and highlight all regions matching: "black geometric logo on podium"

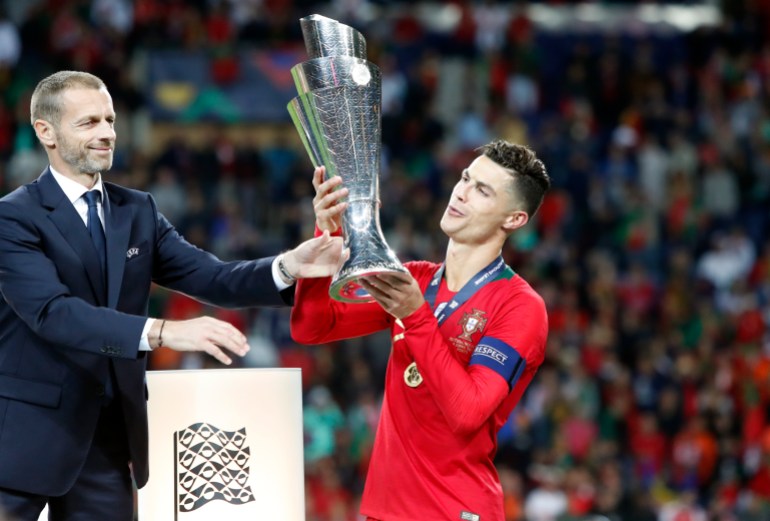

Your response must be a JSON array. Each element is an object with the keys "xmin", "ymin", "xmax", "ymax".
[{"xmin": 174, "ymin": 422, "xmax": 255, "ymax": 515}]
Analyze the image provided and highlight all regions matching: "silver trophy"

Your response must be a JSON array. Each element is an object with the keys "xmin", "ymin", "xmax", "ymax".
[{"xmin": 288, "ymin": 14, "xmax": 406, "ymax": 303}]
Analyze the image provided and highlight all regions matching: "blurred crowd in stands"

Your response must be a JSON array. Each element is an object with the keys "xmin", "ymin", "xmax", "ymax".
[{"xmin": 2, "ymin": 0, "xmax": 770, "ymax": 520}]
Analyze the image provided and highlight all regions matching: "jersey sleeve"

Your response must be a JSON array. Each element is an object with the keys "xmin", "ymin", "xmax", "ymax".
[
  {"xmin": 400, "ymin": 284, "xmax": 548, "ymax": 436},
  {"xmin": 290, "ymin": 275, "xmax": 392, "ymax": 344},
  {"xmin": 290, "ymin": 256, "xmax": 445, "ymax": 345},
  {"xmin": 290, "ymin": 223, "xmax": 396, "ymax": 344}
]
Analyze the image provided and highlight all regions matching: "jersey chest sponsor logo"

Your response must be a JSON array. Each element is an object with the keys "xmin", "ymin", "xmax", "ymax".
[
  {"xmin": 460, "ymin": 511, "xmax": 480, "ymax": 521},
  {"xmin": 450, "ymin": 308, "xmax": 487, "ymax": 354}
]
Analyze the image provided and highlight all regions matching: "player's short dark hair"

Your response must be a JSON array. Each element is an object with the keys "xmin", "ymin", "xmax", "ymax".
[{"xmin": 479, "ymin": 140, "xmax": 551, "ymax": 218}]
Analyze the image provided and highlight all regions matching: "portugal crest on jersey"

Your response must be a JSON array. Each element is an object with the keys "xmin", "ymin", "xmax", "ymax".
[{"xmin": 458, "ymin": 308, "xmax": 487, "ymax": 341}]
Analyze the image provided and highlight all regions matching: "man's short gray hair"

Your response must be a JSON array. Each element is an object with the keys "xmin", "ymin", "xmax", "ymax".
[{"xmin": 30, "ymin": 70, "xmax": 106, "ymax": 127}]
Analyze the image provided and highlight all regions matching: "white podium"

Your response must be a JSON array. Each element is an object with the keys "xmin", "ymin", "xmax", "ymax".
[{"xmin": 138, "ymin": 368, "xmax": 305, "ymax": 521}]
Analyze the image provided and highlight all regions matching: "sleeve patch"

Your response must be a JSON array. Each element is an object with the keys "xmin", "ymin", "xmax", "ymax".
[{"xmin": 469, "ymin": 337, "xmax": 526, "ymax": 389}]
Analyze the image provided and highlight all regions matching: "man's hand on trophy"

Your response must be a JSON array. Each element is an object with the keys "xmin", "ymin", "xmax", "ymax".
[
  {"xmin": 312, "ymin": 166, "xmax": 348, "ymax": 233},
  {"xmin": 283, "ymin": 230, "xmax": 349, "ymax": 280}
]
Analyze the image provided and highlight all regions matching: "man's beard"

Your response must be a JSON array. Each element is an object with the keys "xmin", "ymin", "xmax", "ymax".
[{"xmin": 58, "ymin": 134, "xmax": 113, "ymax": 175}]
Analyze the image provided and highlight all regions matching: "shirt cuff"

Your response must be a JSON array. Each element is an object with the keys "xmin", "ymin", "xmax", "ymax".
[
  {"xmin": 139, "ymin": 318, "xmax": 155, "ymax": 351},
  {"xmin": 273, "ymin": 256, "xmax": 293, "ymax": 291}
]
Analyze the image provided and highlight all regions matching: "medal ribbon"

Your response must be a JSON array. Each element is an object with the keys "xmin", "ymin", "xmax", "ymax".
[{"xmin": 424, "ymin": 255, "xmax": 506, "ymax": 326}]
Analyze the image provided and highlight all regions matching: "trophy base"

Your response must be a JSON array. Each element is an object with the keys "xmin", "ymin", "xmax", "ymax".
[{"xmin": 330, "ymin": 265, "xmax": 408, "ymax": 303}]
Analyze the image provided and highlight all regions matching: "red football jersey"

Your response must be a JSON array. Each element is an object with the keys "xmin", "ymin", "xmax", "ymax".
[{"xmin": 292, "ymin": 260, "xmax": 548, "ymax": 521}]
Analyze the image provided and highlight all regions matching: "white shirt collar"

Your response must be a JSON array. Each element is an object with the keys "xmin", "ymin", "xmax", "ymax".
[{"xmin": 49, "ymin": 166, "xmax": 104, "ymax": 204}]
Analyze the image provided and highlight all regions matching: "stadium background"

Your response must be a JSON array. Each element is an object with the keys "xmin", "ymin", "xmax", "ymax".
[{"xmin": 1, "ymin": 0, "xmax": 769, "ymax": 519}]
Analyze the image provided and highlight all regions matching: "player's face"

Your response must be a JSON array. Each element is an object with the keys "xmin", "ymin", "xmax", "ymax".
[
  {"xmin": 440, "ymin": 155, "xmax": 524, "ymax": 244},
  {"xmin": 49, "ymin": 87, "xmax": 116, "ymax": 178}
]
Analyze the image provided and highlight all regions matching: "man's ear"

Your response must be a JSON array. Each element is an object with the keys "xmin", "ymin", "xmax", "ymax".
[
  {"xmin": 33, "ymin": 119, "xmax": 56, "ymax": 148},
  {"xmin": 502, "ymin": 210, "xmax": 528, "ymax": 233}
]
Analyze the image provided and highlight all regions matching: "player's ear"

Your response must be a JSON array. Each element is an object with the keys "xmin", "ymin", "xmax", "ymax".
[{"xmin": 502, "ymin": 210, "xmax": 528, "ymax": 233}]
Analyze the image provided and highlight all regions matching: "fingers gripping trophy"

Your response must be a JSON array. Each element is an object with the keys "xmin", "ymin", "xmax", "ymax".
[{"xmin": 287, "ymin": 14, "xmax": 407, "ymax": 303}]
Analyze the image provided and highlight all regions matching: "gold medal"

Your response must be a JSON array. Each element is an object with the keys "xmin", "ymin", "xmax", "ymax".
[{"xmin": 404, "ymin": 361, "xmax": 423, "ymax": 388}]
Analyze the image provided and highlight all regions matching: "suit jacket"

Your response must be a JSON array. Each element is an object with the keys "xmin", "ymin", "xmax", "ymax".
[{"xmin": 0, "ymin": 168, "xmax": 291, "ymax": 496}]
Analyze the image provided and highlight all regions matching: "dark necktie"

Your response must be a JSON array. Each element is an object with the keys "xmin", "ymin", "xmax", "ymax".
[
  {"xmin": 84, "ymin": 190, "xmax": 107, "ymax": 277},
  {"xmin": 85, "ymin": 190, "xmax": 115, "ymax": 401}
]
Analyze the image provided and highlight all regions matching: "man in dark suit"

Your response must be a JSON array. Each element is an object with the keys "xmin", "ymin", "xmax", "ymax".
[{"xmin": 0, "ymin": 71, "xmax": 345, "ymax": 520}]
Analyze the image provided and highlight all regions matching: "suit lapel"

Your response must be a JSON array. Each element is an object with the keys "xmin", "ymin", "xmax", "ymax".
[
  {"xmin": 38, "ymin": 169, "xmax": 108, "ymax": 304},
  {"xmin": 103, "ymin": 184, "xmax": 132, "ymax": 309}
]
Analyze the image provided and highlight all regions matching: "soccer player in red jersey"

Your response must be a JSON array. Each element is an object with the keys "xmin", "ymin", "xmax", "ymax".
[{"xmin": 290, "ymin": 140, "xmax": 551, "ymax": 521}]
